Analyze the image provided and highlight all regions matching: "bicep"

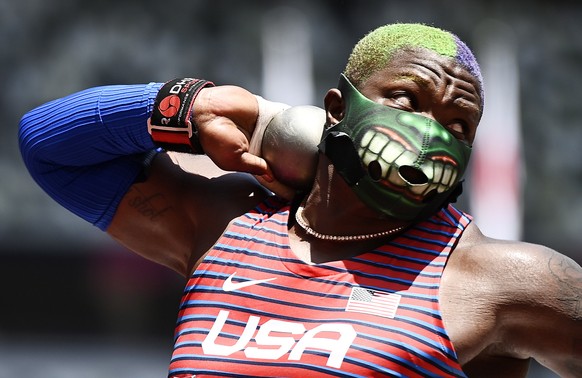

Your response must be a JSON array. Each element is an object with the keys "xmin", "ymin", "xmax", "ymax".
[
  {"xmin": 536, "ymin": 250, "xmax": 582, "ymax": 376},
  {"xmin": 510, "ymin": 246, "xmax": 582, "ymax": 375}
]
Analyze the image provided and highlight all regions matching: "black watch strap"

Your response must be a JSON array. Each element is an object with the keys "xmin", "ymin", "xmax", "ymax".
[{"xmin": 148, "ymin": 78, "xmax": 214, "ymax": 153}]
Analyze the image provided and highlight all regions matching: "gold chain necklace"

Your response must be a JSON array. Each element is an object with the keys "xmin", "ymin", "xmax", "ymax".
[{"xmin": 294, "ymin": 206, "xmax": 406, "ymax": 242}]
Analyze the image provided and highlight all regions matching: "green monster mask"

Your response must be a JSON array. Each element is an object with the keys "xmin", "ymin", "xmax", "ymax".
[{"xmin": 319, "ymin": 74, "xmax": 472, "ymax": 222}]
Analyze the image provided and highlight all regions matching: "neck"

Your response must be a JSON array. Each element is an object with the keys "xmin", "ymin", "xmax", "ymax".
[
  {"xmin": 300, "ymin": 166, "xmax": 408, "ymax": 239},
  {"xmin": 288, "ymin": 157, "xmax": 408, "ymax": 263},
  {"xmin": 289, "ymin": 203, "xmax": 407, "ymax": 264}
]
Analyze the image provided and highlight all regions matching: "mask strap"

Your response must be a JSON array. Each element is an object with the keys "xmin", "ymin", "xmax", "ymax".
[{"xmin": 318, "ymin": 131, "xmax": 366, "ymax": 186}]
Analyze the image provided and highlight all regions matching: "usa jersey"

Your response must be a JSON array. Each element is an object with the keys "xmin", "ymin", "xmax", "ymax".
[{"xmin": 168, "ymin": 198, "xmax": 470, "ymax": 377}]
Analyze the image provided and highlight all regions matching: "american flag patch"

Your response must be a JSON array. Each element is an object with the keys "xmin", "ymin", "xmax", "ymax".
[{"xmin": 345, "ymin": 287, "xmax": 401, "ymax": 319}]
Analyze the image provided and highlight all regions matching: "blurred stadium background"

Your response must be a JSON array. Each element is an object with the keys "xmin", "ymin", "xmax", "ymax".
[{"xmin": 1, "ymin": 0, "xmax": 581, "ymax": 376}]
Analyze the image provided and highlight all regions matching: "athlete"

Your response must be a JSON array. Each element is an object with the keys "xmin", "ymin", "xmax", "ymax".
[{"xmin": 19, "ymin": 23, "xmax": 582, "ymax": 377}]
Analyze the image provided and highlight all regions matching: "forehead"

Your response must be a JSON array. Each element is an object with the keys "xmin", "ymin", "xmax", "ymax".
[{"xmin": 364, "ymin": 48, "xmax": 483, "ymax": 111}]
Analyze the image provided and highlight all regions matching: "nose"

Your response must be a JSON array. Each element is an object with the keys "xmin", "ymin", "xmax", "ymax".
[{"xmin": 398, "ymin": 165, "xmax": 428, "ymax": 185}]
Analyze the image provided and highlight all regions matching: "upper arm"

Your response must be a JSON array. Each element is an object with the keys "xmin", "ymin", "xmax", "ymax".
[
  {"xmin": 501, "ymin": 245, "xmax": 582, "ymax": 376},
  {"xmin": 107, "ymin": 152, "xmax": 270, "ymax": 277},
  {"xmin": 532, "ymin": 249, "xmax": 582, "ymax": 376}
]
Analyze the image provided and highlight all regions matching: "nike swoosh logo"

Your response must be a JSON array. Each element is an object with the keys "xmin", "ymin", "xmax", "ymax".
[{"xmin": 222, "ymin": 272, "xmax": 277, "ymax": 292}]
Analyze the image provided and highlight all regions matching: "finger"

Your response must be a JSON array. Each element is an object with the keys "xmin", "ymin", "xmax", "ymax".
[{"xmin": 238, "ymin": 152, "xmax": 273, "ymax": 180}]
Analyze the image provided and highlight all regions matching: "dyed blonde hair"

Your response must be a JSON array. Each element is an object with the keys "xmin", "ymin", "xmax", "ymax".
[{"xmin": 344, "ymin": 23, "xmax": 483, "ymax": 106}]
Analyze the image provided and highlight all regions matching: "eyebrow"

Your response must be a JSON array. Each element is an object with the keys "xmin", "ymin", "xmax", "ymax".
[
  {"xmin": 454, "ymin": 97, "xmax": 481, "ymax": 122},
  {"xmin": 393, "ymin": 71, "xmax": 434, "ymax": 89},
  {"xmin": 394, "ymin": 71, "xmax": 482, "ymax": 127},
  {"xmin": 398, "ymin": 68, "xmax": 481, "ymax": 110},
  {"xmin": 392, "ymin": 60, "xmax": 446, "ymax": 92},
  {"xmin": 449, "ymin": 80, "xmax": 482, "ymax": 119}
]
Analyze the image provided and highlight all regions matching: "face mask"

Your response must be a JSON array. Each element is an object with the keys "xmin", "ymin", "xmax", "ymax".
[{"xmin": 318, "ymin": 74, "xmax": 472, "ymax": 221}]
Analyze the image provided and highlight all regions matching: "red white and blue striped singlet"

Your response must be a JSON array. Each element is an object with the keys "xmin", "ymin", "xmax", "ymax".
[{"xmin": 168, "ymin": 197, "xmax": 471, "ymax": 377}]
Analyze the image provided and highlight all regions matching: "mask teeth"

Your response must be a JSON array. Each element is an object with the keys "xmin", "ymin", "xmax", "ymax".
[
  {"xmin": 433, "ymin": 162, "xmax": 459, "ymax": 193},
  {"xmin": 394, "ymin": 150, "xmax": 418, "ymax": 169},
  {"xmin": 410, "ymin": 183, "xmax": 430, "ymax": 196},
  {"xmin": 446, "ymin": 166, "xmax": 459, "ymax": 191},
  {"xmin": 358, "ymin": 129, "xmax": 460, "ymax": 194},
  {"xmin": 360, "ymin": 130, "xmax": 375, "ymax": 151},
  {"xmin": 442, "ymin": 165, "xmax": 453, "ymax": 188},
  {"xmin": 361, "ymin": 131, "xmax": 404, "ymax": 161},
  {"xmin": 421, "ymin": 182, "xmax": 443, "ymax": 196}
]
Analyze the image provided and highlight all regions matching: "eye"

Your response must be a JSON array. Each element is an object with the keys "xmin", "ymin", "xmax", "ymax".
[
  {"xmin": 389, "ymin": 92, "xmax": 416, "ymax": 111},
  {"xmin": 446, "ymin": 121, "xmax": 469, "ymax": 142}
]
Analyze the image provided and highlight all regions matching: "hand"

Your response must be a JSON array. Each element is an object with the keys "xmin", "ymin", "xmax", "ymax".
[{"xmin": 192, "ymin": 85, "xmax": 274, "ymax": 182}]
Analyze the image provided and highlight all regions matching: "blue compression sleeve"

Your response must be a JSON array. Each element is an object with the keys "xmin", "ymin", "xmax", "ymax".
[{"xmin": 19, "ymin": 82, "xmax": 164, "ymax": 230}]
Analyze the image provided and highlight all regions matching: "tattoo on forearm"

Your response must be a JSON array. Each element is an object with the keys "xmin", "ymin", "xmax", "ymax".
[
  {"xmin": 127, "ymin": 187, "xmax": 173, "ymax": 221},
  {"xmin": 548, "ymin": 253, "xmax": 582, "ymax": 320}
]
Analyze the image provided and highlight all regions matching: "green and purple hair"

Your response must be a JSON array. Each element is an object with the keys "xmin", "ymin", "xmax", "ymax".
[{"xmin": 344, "ymin": 23, "xmax": 484, "ymax": 109}]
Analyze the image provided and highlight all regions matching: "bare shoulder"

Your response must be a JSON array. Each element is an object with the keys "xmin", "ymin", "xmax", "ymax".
[
  {"xmin": 453, "ymin": 222, "xmax": 582, "ymax": 311},
  {"xmin": 108, "ymin": 152, "xmax": 271, "ymax": 276},
  {"xmin": 442, "ymin": 222, "xmax": 582, "ymax": 376}
]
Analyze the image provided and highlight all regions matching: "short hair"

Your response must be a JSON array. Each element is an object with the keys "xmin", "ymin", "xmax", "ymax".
[{"xmin": 344, "ymin": 23, "xmax": 484, "ymax": 108}]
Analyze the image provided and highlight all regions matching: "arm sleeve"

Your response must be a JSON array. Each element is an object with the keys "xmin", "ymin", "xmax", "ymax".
[{"xmin": 18, "ymin": 82, "xmax": 164, "ymax": 231}]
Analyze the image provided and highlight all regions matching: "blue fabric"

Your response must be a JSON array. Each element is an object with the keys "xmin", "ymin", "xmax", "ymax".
[{"xmin": 19, "ymin": 82, "xmax": 164, "ymax": 230}]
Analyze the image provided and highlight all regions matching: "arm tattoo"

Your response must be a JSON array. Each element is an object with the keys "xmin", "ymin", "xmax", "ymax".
[
  {"xmin": 127, "ymin": 187, "xmax": 173, "ymax": 221},
  {"xmin": 548, "ymin": 253, "xmax": 582, "ymax": 372},
  {"xmin": 548, "ymin": 253, "xmax": 582, "ymax": 320}
]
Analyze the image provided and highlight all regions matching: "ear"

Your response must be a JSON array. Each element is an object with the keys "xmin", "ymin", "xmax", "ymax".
[{"xmin": 324, "ymin": 88, "xmax": 345, "ymax": 125}]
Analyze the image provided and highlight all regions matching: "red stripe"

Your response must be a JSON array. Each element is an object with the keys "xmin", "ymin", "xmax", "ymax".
[
  {"xmin": 170, "ymin": 203, "xmax": 468, "ymax": 376},
  {"xmin": 150, "ymin": 130, "xmax": 191, "ymax": 145}
]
